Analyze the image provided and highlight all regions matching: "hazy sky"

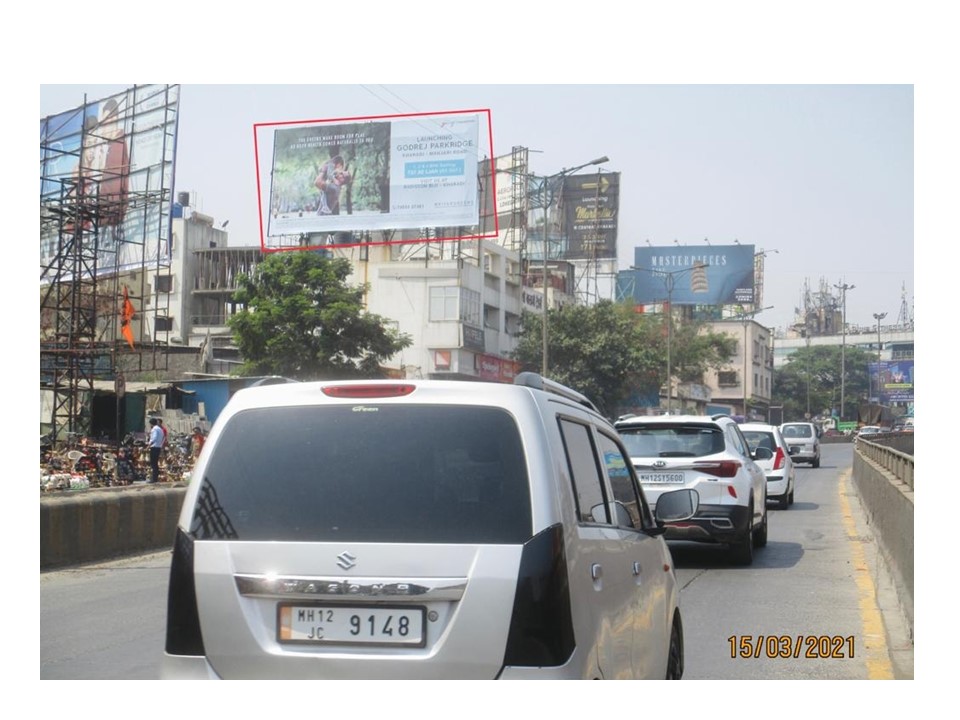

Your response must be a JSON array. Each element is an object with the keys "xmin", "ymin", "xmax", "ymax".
[{"xmin": 39, "ymin": 83, "xmax": 913, "ymax": 333}]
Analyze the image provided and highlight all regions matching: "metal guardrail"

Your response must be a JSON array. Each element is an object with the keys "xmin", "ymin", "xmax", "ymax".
[
  {"xmin": 851, "ymin": 433, "xmax": 914, "ymax": 643},
  {"xmin": 856, "ymin": 436, "xmax": 914, "ymax": 489}
]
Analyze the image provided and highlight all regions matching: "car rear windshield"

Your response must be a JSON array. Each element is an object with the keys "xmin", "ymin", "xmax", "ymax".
[
  {"xmin": 782, "ymin": 424, "xmax": 812, "ymax": 438},
  {"xmin": 190, "ymin": 404, "xmax": 532, "ymax": 544},
  {"xmin": 617, "ymin": 424, "xmax": 725, "ymax": 458},
  {"xmin": 741, "ymin": 430, "xmax": 776, "ymax": 453}
]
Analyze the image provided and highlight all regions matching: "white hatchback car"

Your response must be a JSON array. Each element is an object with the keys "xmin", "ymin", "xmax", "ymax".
[
  {"xmin": 163, "ymin": 374, "xmax": 698, "ymax": 679},
  {"xmin": 779, "ymin": 422, "xmax": 821, "ymax": 467},
  {"xmin": 738, "ymin": 423, "xmax": 796, "ymax": 509},
  {"xmin": 615, "ymin": 414, "xmax": 768, "ymax": 565}
]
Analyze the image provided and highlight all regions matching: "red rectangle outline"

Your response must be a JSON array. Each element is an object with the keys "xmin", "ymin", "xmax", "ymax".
[{"xmin": 253, "ymin": 108, "xmax": 499, "ymax": 253}]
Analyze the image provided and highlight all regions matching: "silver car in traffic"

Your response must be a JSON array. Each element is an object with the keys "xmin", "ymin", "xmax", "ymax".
[{"xmin": 163, "ymin": 375, "xmax": 697, "ymax": 679}]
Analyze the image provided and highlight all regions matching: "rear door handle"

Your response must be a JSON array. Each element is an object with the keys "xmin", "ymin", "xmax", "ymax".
[
  {"xmin": 632, "ymin": 561, "xmax": 642, "ymax": 576},
  {"xmin": 591, "ymin": 563, "xmax": 602, "ymax": 581}
]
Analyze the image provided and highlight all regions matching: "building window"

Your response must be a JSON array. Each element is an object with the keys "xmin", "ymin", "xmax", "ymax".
[
  {"xmin": 460, "ymin": 288, "xmax": 481, "ymax": 326},
  {"xmin": 155, "ymin": 316, "xmax": 173, "ymax": 332},
  {"xmin": 505, "ymin": 312, "xmax": 522, "ymax": 336},
  {"xmin": 156, "ymin": 274, "xmax": 173, "ymax": 293},
  {"xmin": 483, "ymin": 304, "xmax": 500, "ymax": 330},
  {"xmin": 429, "ymin": 286, "xmax": 482, "ymax": 325},
  {"xmin": 718, "ymin": 371, "xmax": 738, "ymax": 387},
  {"xmin": 429, "ymin": 286, "xmax": 459, "ymax": 321}
]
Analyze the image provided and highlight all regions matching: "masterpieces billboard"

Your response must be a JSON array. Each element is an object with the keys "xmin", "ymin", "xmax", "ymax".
[
  {"xmin": 40, "ymin": 84, "xmax": 180, "ymax": 275},
  {"xmin": 560, "ymin": 172, "xmax": 619, "ymax": 260},
  {"xmin": 618, "ymin": 244, "xmax": 756, "ymax": 305},
  {"xmin": 258, "ymin": 110, "xmax": 487, "ymax": 245}
]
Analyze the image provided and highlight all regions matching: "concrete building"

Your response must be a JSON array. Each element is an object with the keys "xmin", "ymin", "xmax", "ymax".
[
  {"xmin": 325, "ymin": 238, "xmax": 530, "ymax": 381},
  {"xmin": 134, "ymin": 205, "xmax": 538, "ymax": 385},
  {"xmin": 703, "ymin": 318, "xmax": 775, "ymax": 421}
]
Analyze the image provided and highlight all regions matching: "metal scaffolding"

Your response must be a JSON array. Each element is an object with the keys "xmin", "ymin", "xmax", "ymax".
[{"xmin": 40, "ymin": 84, "xmax": 180, "ymax": 443}]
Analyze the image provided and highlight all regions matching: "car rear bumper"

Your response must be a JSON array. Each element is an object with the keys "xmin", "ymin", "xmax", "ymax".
[
  {"xmin": 766, "ymin": 475, "xmax": 788, "ymax": 496},
  {"xmin": 663, "ymin": 504, "xmax": 751, "ymax": 544},
  {"xmin": 786, "ymin": 445, "xmax": 818, "ymax": 461},
  {"xmin": 162, "ymin": 654, "xmax": 222, "ymax": 679}
]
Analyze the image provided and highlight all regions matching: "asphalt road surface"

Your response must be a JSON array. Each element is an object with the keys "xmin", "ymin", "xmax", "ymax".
[{"xmin": 40, "ymin": 443, "xmax": 912, "ymax": 681}]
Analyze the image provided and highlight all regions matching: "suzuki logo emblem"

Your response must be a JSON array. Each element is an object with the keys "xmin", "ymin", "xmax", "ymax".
[
  {"xmin": 336, "ymin": 552, "xmax": 357, "ymax": 570},
  {"xmin": 653, "ymin": 460, "xmax": 666, "ymax": 468}
]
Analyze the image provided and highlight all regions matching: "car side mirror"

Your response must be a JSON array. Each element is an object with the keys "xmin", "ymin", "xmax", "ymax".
[
  {"xmin": 752, "ymin": 447, "xmax": 774, "ymax": 461},
  {"xmin": 655, "ymin": 488, "xmax": 699, "ymax": 523}
]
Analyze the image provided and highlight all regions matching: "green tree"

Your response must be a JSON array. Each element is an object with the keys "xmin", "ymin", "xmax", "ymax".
[
  {"xmin": 773, "ymin": 344, "xmax": 872, "ymax": 422},
  {"xmin": 229, "ymin": 251, "xmax": 411, "ymax": 380},
  {"xmin": 511, "ymin": 300, "xmax": 736, "ymax": 417},
  {"xmin": 669, "ymin": 316, "xmax": 739, "ymax": 383}
]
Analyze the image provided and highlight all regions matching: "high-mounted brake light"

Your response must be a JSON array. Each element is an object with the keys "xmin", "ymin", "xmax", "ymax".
[
  {"xmin": 773, "ymin": 447, "xmax": 785, "ymax": 470},
  {"xmin": 693, "ymin": 460, "xmax": 741, "ymax": 478},
  {"xmin": 322, "ymin": 384, "xmax": 416, "ymax": 398}
]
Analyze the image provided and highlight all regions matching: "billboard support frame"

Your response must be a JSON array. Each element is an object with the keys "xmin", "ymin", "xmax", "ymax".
[{"xmin": 40, "ymin": 84, "xmax": 180, "ymax": 444}]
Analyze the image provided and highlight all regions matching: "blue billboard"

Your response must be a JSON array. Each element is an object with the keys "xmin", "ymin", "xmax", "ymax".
[{"xmin": 618, "ymin": 244, "xmax": 756, "ymax": 305}]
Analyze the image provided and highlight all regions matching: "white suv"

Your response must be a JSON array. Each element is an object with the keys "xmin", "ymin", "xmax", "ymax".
[
  {"xmin": 615, "ymin": 414, "xmax": 768, "ymax": 565},
  {"xmin": 163, "ymin": 373, "xmax": 698, "ymax": 679}
]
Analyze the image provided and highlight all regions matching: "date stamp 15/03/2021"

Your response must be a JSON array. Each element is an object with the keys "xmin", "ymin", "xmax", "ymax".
[{"xmin": 729, "ymin": 635, "xmax": 855, "ymax": 659}]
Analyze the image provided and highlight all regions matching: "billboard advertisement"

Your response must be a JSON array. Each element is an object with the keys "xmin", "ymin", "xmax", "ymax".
[
  {"xmin": 258, "ymin": 110, "xmax": 491, "ymax": 247},
  {"xmin": 559, "ymin": 172, "xmax": 619, "ymax": 259},
  {"xmin": 476, "ymin": 151, "xmax": 529, "ymax": 252},
  {"xmin": 870, "ymin": 360, "xmax": 914, "ymax": 404},
  {"xmin": 479, "ymin": 152, "xmax": 529, "ymax": 218},
  {"xmin": 40, "ymin": 84, "xmax": 180, "ymax": 275},
  {"xmin": 618, "ymin": 244, "xmax": 756, "ymax": 305}
]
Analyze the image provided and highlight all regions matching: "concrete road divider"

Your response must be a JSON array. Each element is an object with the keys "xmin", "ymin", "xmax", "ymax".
[{"xmin": 40, "ymin": 484, "xmax": 187, "ymax": 569}]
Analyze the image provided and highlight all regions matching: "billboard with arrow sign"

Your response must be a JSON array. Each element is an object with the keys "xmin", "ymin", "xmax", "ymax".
[{"xmin": 560, "ymin": 172, "xmax": 620, "ymax": 259}]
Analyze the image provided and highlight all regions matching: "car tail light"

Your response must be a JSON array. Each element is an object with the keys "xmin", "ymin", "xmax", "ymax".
[
  {"xmin": 322, "ymin": 384, "xmax": 415, "ymax": 398},
  {"xmin": 692, "ymin": 460, "xmax": 741, "ymax": 478},
  {"xmin": 773, "ymin": 447, "xmax": 786, "ymax": 470},
  {"xmin": 165, "ymin": 529, "xmax": 205, "ymax": 656},
  {"xmin": 502, "ymin": 524, "xmax": 575, "ymax": 669}
]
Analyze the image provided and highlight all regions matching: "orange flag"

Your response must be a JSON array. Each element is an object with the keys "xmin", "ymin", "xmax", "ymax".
[{"xmin": 121, "ymin": 286, "xmax": 135, "ymax": 349}]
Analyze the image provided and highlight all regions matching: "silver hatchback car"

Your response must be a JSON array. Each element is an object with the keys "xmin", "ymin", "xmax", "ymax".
[
  {"xmin": 779, "ymin": 422, "xmax": 821, "ymax": 467},
  {"xmin": 163, "ymin": 374, "xmax": 697, "ymax": 679}
]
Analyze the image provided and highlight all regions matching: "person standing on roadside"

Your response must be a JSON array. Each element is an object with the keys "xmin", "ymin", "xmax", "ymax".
[
  {"xmin": 190, "ymin": 426, "xmax": 206, "ymax": 460},
  {"xmin": 148, "ymin": 418, "xmax": 164, "ymax": 483}
]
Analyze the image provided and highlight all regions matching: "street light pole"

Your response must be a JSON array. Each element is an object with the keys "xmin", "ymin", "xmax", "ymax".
[
  {"xmin": 629, "ymin": 263, "xmax": 708, "ymax": 413},
  {"xmin": 665, "ymin": 274, "xmax": 674, "ymax": 414},
  {"xmin": 536, "ymin": 156, "xmax": 609, "ymax": 376},
  {"xmin": 737, "ymin": 305, "xmax": 773, "ymax": 420},
  {"xmin": 834, "ymin": 282, "xmax": 855, "ymax": 421},
  {"xmin": 873, "ymin": 311, "xmax": 887, "ymax": 402}
]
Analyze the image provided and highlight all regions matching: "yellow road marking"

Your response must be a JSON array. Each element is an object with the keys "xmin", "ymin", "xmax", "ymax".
[{"xmin": 838, "ymin": 469, "xmax": 894, "ymax": 679}]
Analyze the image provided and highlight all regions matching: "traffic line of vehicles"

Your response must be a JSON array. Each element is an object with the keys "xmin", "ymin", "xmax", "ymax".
[{"xmin": 161, "ymin": 375, "xmax": 820, "ymax": 680}]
